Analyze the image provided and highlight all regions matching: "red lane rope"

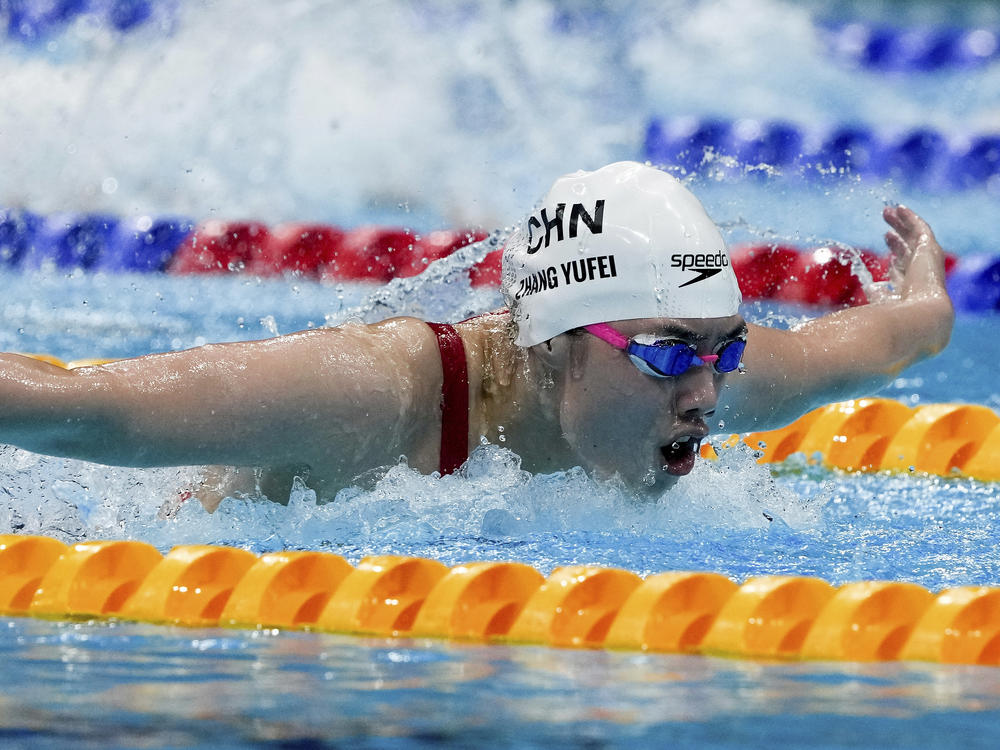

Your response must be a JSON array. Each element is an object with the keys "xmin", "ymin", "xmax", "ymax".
[{"xmin": 166, "ymin": 220, "xmax": 957, "ymax": 307}]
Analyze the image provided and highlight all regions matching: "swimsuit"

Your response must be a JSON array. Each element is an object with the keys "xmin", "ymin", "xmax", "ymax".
[{"xmin": 426, "ymin": 322, "xmax": 469, "ymax": 475}]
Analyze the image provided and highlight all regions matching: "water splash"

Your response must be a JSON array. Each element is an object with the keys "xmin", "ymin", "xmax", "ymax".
[
  {"xmin": 0, "ymin": 434, "xmax": 817, "ymax": 560},
  {"xmin": 326, "ymin": 232, "xmax": 505, "ymax": 326}
]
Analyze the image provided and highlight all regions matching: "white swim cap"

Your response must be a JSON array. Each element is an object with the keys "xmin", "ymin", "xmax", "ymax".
[{"xmin": 502, "ymin": 161, "xmax": 742, "ymax": 347}]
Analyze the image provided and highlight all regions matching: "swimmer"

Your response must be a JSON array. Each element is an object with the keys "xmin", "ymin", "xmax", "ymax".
[{"xmin": 0, "ymin": 162, "xmax": 953, "ymax": 508}]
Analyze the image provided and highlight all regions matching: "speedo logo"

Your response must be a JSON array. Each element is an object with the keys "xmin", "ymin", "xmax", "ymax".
[{"xmin": 670, "ymin": 251, "xmax": 730, "ymax": 288}]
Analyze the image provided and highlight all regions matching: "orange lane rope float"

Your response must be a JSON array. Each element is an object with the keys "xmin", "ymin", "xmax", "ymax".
[
  {"xmin": 732, "ymin": 397, "xmax": 1000, "ymax": 481},
  {"xmin": 3, "ymin": 534, "xmax": 1000, "ymax": 667}
]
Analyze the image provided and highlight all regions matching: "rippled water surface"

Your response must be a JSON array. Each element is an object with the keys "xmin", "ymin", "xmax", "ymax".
[{"xmin": 5, "ymin": 616, "xmax": 1000, "ymax": 749}]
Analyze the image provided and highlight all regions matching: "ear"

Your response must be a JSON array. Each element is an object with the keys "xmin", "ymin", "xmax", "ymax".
[
  {"xmin": 532, "ymin": 335, "xmax": 567, "ymax": 368},
  {"xmin": 532, "ymin": 333, "xmax": 588, "ymax": 380}
]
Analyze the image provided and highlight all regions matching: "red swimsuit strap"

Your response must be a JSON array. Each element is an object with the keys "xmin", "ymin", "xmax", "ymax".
[{"xmin": 426, "ymin": 322, "xmax": 470, "ymax": 475}]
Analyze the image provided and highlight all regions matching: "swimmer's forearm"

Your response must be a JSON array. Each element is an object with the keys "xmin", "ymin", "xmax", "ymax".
[
  {"xmin": 732, "ymin": 201, "xmax": 953, "ymax": 433},
  {"xmin": 0, "ymin": 324, "xmax": 432, "ymax": 469},
  {"xmin": 0, "ymin": 351, "xmax": 255, "ymax": 467},
  {"xmin": 731, "ymin": 294, "xmax": 952, "ymax": 431},
  {"xmin": 799, "ymin": 293, "xmax": 953, "ymax": 392},
  {"xmin": 0, "ymin": 354, "xmax": 125, "ymax": 463}
]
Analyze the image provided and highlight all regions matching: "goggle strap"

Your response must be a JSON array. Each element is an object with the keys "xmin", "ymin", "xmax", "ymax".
[{"xmin": 584, "ymin": 323, "xmax": 629, "ymax": 350}]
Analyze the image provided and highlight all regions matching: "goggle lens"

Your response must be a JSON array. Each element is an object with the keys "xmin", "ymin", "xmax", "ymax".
[{"xmin": 715, "ymin": 338, "xmax": 746, "ymax": 373}]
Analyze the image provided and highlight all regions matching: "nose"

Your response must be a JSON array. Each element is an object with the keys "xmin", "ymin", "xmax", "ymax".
[{"xmin": 674, "ymin": 363, "xmax": 720, "ymax": 418}]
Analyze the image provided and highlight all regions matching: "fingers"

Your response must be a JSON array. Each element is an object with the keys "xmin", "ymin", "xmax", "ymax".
[
  {"xmin": 883, "ymin": 204, "xmax": 903, "ymax": 226},
  {"xmin": 883, "ymin": 231, "xmax": 907, "ymax": 289},
  {"xmin": 880, "ymin": 204, "xmax": 949, "ymax": 302},
  {"xmin": 883, "ymin": 203, "xmax": 915, "ymax": 226},
  {"xmin": 882, "ymin": 205, "xmax": 935, "ymax": 246},
  {"xmin": 884, "ymin": 229, "xmax": 907, "ymax": 258},
  {"xmin": 883, "ymin": 205, "xmax": 914, "ymax": 237}
]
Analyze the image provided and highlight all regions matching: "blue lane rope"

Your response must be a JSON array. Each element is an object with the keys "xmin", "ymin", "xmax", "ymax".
[
  {"xmin": 7, "ymin": 2, "xmax": 998, "ymax": 77},
  {"xmin": 4, "ymin": 0, "xmax": 169, "ymax": 42},
  {"xmin": 0, "ymin": 208, "xmax": 193, "ymax": 272},
  {"xmin": 818, "ymin": 21, "xmax": 1000, "ymax": 72},
  {"xmin": 8, "ymin": 2, "xmax": 999, "ymax": 77},
  {"xmin": 643, "ymin": 116, "xmax": 1000, "ymax": 191}
]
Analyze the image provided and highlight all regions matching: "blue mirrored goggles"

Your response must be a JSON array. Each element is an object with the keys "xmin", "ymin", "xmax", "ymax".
[
  {"xmin": 626, "ymin": 335, "xmax": 746, "ymax": 377},
  {"xmin": 585, "ymin": 323, "xmax": 746, "ymax": 378}
]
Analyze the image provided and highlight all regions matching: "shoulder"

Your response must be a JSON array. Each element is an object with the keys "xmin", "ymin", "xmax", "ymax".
[
  {"xmin": 300, "ymin": 318, "xmax": 445, "ymax": 451},
  {"xmin": 294, "ymin": 316, "xmax": 439, "ymax": 364}
]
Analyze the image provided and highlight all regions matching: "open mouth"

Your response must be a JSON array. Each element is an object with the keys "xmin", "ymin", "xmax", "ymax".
[{"xmin": 660, "ymin": 436, "xmax": 700, "ymax": 476}]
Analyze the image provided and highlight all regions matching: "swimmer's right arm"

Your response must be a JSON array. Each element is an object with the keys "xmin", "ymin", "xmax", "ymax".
[{"xmin": 0, "ymin": 317, "xmax": 443, "ymax": 473}]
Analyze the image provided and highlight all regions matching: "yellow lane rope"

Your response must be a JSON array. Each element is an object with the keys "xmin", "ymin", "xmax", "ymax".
[{"xmin": 2, "ymin": 535, "xmax": 999, "ymax": 667}]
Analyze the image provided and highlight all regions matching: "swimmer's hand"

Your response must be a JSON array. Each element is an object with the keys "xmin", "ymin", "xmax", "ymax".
[
  {"xmin": 882, "ymin": 204, "xmax": 954, "ymax": 354},
  {"xmin": 867, "ymin": 205, "xmax": 951, "ymax": 310}
]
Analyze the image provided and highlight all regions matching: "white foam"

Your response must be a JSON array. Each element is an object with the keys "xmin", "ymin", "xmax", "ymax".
[{"xmin": 0, "ymin": 430, "xmax": 821, "ymax": 556}]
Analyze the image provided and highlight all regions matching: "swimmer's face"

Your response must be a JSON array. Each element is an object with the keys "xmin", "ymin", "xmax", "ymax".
[{"xmin": 553, "ymin": 315, "xmax": 747, "ymax": 495}]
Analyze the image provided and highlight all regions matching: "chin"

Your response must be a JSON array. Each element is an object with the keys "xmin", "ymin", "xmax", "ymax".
[
  {"xmin": 578, "ymin": 445, "xmax": 685, "ymax": 495},
  {"xmin": 639, "ymin": 470, "xmax": 681, "ymax": 496},
  {"xmin": 596, "ymin": 464, "xmax": 681, "ymax": 498}
]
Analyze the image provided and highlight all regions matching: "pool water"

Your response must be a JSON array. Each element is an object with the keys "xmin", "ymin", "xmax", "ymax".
[
  {"xmin": 3, "ymin": 0, "xmax": 1000, "ymax": 747},
  {"xmin": 5, "ymin": 617, "xmax": 1000, "ymax": 750}
]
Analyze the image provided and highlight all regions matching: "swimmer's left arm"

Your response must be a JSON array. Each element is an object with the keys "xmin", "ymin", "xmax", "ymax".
[{"xmin": 722, "ymin": 205, "xmax": 954, "ymax": 432}]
